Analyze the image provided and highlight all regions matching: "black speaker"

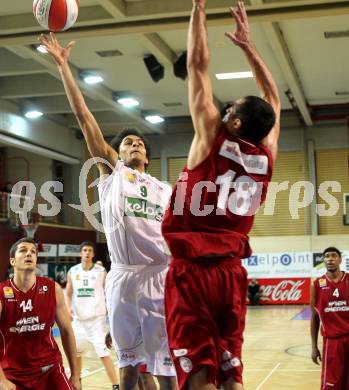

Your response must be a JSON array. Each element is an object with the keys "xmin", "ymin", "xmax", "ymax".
[
  {"xmin": 75, "ymin": 129, "xmax": 84, "ymax": 140},
  {"xmin": 173, "ymin": 52, "xmax": 187, "ymax": 80},
  {"xmin": 143, "ymin": 55, "xmax": 164, "ymax": 82}
]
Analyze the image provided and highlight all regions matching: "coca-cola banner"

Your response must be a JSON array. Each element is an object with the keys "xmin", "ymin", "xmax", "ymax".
[{"xmin": 249, "ymin": 278, "xmax": 311, "ymax": 305}]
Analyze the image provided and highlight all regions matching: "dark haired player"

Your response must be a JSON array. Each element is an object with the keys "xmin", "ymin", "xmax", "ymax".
[
  {"xmin": 311, "ymin": 247, "xmax": 349, "ymax": 390},
  {"xmin": 162, "ymin": 1, "xmax": 280, "ymax": 389},
  {"xmin": 66, "ymin": 241, "xmax": 118, "ymax": 388},
  {"xmin": 0, "ymin": 238, "xmax": 80, "ymax": 390},
  {"xmin": 39, "ymin": 34, "xmax": 177, "ymax": 390}
]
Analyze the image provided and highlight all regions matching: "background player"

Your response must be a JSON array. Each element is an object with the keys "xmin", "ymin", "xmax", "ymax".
[
  {"xmin": 310, "ymin": 247, "xmax": 349, "ymax": 389},
  {"xmin": 66, "ymin": 241, "xmax": 119, "ymax": 389},
  {"xmin": 0, "ymin": 238, "xmax": 80, "ymax": 390},
  {"xmin": 39, "ymin": 33, "xmax": 177, "ymax": 390},
  {"xmin": 162, "ymin": 1, "xmax": 280, "ymax": 389}
]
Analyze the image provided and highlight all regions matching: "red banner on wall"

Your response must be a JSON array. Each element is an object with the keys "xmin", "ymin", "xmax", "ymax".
[{"xmin": 248, "ymin": 278, "xmax": 311, "ymax": 305}]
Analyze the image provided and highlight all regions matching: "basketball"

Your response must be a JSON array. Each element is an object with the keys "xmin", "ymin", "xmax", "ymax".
[{"xmin": 33, "ymin": 0, "xmax": 79, "ymax": 32}]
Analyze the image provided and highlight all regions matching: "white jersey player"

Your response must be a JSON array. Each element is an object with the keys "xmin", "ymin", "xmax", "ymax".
[
  {"xmin": 39, "ymin": 33, "xmax": 177, "ymax": 390},
  {"xmin": 66, "ymin": 242, "xmax": 119, "ymax": 389}
]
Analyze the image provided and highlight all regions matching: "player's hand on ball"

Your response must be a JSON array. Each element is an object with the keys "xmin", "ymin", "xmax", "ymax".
[
  {"xmin": 38, "ymin": 32, "xmax": 75, "ymax": 67},
  {"xmin": 225, "ymin": 1, "xmax": 251, "ymax": 49},
  {"xmin": 0, "ymin": 378, "xmax": 16, "ymax": 390},
  {"xmin": 105, "ymin": 332, "xmax": 113, "ymax": 349},
  {"xmin": 311, "ymin": 346, "xmax": 321, "ymax": 365}
]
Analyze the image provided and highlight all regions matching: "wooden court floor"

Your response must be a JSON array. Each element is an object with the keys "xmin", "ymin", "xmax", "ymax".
[{"xmin": 60, "ymin": 305, "xmax": 321, "ymax": 389}]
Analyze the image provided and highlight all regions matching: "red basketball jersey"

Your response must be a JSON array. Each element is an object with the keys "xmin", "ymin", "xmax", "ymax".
[
  {"xmin": 0, "ymin": 277, "xmax": 62, "ymax": 380},
  {"xmin": 314, "ymin": 272, "xmax": 349, "ymax": 338},
  {"xmin": 162, "ymin": 127, "xmax": 273, "ymax": 259}
]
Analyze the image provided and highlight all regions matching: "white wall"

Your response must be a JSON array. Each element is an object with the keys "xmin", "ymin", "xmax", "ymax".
[{"xmin": 251, "ymin": 234, "xmax": 349, "ymax": 253}]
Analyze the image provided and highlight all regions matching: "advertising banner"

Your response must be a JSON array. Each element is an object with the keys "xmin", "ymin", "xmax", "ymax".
[
  {"xmin": 244, "ymin": 250, "xmax": 349, "ymax": 279},
  {"xmin": 38, "ymin": 244, "xmax": 57, "ymax": 258},
  {"xmin": 248, "ymin": 278, "xmax": 311, "ymax": 305},
  {"xmin": 243, "ymin": 252, "xmax": 312, "ymax": 278},
  {"xmin": 58, "ymin": 244, "xmax": 80, "ymax": 257}
]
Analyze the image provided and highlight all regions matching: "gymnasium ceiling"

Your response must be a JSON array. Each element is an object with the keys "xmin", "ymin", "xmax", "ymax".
[{"xmin": 0, "ymin": 0, "xmax": 349, "ymax": 137}]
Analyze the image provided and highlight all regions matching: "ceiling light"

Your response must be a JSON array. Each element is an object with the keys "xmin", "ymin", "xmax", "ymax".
[
  {"xmin": 117, "ymin": 97, "xmax": 140, "ymax": 108},
  {"xmin": 79, "ymin": 69, "xmax": 104, "ymax": 85},
  {"xmin": 215, "ymin": 71, "xmax": 253, "ymax": 80},
  {"xmin": 83, "ymin": 74, "xmax": 104, "ymax": 85},
  {"xmin": 36, "ymin": 45, "xmax": 48, "ymax": 54},
  {"xmin": 145, "ymin": 115, "xmax": 164, "ymax": 124},
  {"xmin": 24, "ymin": 111, "xmax": 43, "ymax": 119}
]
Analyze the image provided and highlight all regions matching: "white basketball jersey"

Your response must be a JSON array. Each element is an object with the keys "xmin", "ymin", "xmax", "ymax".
[
  {"xmin": 69, "ymin": 263, "xmax": 107, "ymax": 321},
  {"xmin": 98, "ymin": 161, "xmax": 172, "ymax": 266}
]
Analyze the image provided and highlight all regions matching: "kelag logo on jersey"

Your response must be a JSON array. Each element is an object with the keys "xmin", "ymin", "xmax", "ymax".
[
  {"xmin": 77, "ymin": 288, "xmax": 95, "ymax": 298},
  {"xmin": 124, "ymin": 197, "xmax": 164, "ymax": 222}
]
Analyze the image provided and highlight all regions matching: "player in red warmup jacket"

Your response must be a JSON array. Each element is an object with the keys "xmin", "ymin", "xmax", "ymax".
[
  {"xmin": 311, "ymin": 247, "xmax": 349, "ymax": 390},
  {"xmin": 0, "ymin": 238, "xmax": 80, "ymax": 390},
  {"xmin": 161, "ymin": 1, "xmax": 280, "ymax": 389}
]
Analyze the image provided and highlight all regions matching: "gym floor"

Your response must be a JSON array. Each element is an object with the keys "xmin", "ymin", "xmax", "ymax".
[{"xmin": 58, "ymin": 305, "xmax": 320, "ymax": 389}]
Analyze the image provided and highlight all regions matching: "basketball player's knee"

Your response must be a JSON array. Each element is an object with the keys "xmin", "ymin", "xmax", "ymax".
[
  {"xmin": 120, "ymin": 365, "xmax": 139, "ymax": 389},
  {"xmin": 188, "ymin": 368, "xmax": 213, "ymax": 390},
  {"xmin": 156, "ymin": 375, "xmax": 174, "ymax": 390},
  {"xmin": 222, "ymin": 377, "xmax": 244, "ymax": 390}
]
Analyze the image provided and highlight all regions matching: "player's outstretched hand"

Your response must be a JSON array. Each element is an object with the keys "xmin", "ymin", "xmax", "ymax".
[
  {"xmin": 105, "ymin": 332, "xmax": 113, "ymax": 349},
  {"xmin": 311, "ymin": 346, "xmax": 321, "ymax": 365},
  {"xmin": 70, "ymin": 375, "xmax": 81, "ymax": 390},
  {"xmin": 225, "ymin": 1, "xmax": 251, "ymax": 49},
  {"xmin": 0, "ymin": 378, "xmax": 16, "ymax": 390},
  {"xmin": 38, "ymin": 32, "xmax": 75, "ymax": 67}
]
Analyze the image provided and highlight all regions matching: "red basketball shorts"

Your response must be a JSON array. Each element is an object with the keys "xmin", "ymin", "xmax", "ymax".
[
  {"xmin": 164, "ymin": 256, "xmax": 248, "ymax": 390},
  {"xmin": 321, "ymin": 335, "xmax": 349, "ymax": 389},
  {"xmin": 8, "ymin": 363, "xmax": 72, "ymax": 390},
  {"xmin": 139, "ymin": 364, "xmax": 148, "ymax": 373}
]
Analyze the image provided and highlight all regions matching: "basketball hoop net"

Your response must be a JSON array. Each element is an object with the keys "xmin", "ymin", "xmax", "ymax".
[
  {"xmin": 22, "ymin": 223, "xmax": 38, "ymax": 239},
  {"xmin": 21, "ymin": 222, "xmax": 44, "ymax": 252}
]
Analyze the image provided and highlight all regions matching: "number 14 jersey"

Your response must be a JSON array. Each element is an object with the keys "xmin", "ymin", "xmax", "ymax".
[{"xmin": 0, "ymin": 277, "xmax": 61, "ymax": 380}]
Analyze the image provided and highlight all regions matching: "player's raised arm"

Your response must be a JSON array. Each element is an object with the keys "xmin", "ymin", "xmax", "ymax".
[
  {"xmin": 38, "ymin": 33, "xmax": 117, "ymax": 176},
  {"xmin": 310, "ymin": 283, "xmax": 321, "ymax": 365},
  {"xmin": 187, "ymin": 0, "xmax": 221, "ymax": 147},
  {"xmin": 225, "ymin": 1, "xmax": 281, "ymax": 160}
]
